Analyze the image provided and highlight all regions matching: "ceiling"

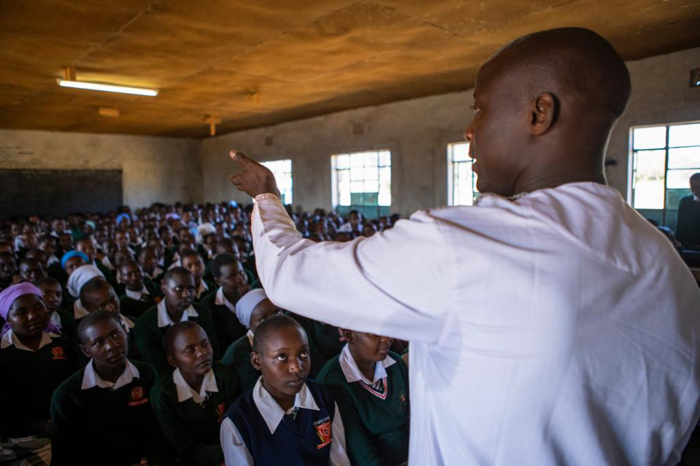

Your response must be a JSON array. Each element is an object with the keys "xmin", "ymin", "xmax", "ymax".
[{"xmin": 1, "ymin": 0, "xmax": 699, "ymax": 139}]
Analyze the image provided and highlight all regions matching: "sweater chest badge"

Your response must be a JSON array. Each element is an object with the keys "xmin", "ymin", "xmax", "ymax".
[
  {"xmin": 313, "ymin": 417, "xmax": 332, "ymax": 449},
  {"xmin": 127, "ymin": 386, "xmax": 149, "ymax": 407},
  {"xmin": 51, "ymin": 346, "xmax": 66, "ymax": 360},
  {"xmin": 217, "ymin": 403, "xmax": 226, "ymax": 422}
]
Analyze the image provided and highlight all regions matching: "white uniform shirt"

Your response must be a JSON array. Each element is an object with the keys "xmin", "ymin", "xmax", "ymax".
[
  {"xmin": 251, "ymin": 182, "xmax": 700, "ymax": 465},
  {"xmin": 220, "ymin": 378, "xmax": 350, "ymax": 466}
]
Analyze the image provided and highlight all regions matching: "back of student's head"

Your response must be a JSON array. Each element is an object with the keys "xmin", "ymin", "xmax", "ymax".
[
  {"xmin": 164, "ymin": 321, "xmax": 203, "ymax": 356},
  {"xmin": 210, "ymin": 253, "xmax": 237, "ymax": 279},
  {"xmin": 79, "ymin": 277, "xmax": 111, "ymax": 304},
  {"xmin": 252, "ymin": 314, "xmax": 305, "ymax": 354},
  {"xmin": 33, "ymin": 276, "xmax": 60, "ymax": 288},
  {"xmin": 163, "ymin": 266, "xmax": 193, "ymax": 284},
  {"xmin": 77, "ymin": 309, "xmax": 122, "ymax": 345}
]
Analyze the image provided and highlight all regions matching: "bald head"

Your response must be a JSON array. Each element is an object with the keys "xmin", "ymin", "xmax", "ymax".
[{"xmin": 465, "ymin": 28, "xmax": 631, "ymax": 197}]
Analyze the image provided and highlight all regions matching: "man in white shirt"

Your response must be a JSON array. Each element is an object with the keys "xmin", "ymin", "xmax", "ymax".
[{"xmin": 228, "ymin": 27, "xmax": 700, "ymax": 464}]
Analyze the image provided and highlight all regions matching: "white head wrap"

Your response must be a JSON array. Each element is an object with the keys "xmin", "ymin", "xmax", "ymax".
[
  {"xmin": 234, "ymin": 289, "xmax": 268, "ymax": 329},
  {"xmin": 67, "ymin": 264, "xmax": 105, "ymax": 298},
  {"xmin": 196, "ymin": 223, "xmax": 216, "ymax": 244}
]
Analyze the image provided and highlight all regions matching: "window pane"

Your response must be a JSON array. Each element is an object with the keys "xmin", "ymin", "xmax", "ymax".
[
  {"xmin": 667, "ymin": 169, "xmax": 697, "ymax": 190},
  {"xmin": 451, "ymin": 142, "xmax": 470, "ymax": 162},
  {"xmin": 632, "ymin": 150, "xmax": 665, "ymax": 209},
  {"xmin": 335, "ymin": 155, "xmax": 350, "ymax": 169},
  {"xmin": 379, "ymin": 167, "xmax": 391, "ymax": 206},
  {"xmin": 669, "ymin": 123, "xmax": 700, "ymax": 148},
  {"xmin": 668, "ymin": 147, "xmax": 700, "ymax": 169},
  {"xmin": 379, "ymin": 151, "xmax": 391, "ymax": 167},
  {"xmin": 363, "ymin": 151, "xmax": 378, "ymax": 167},
  {"xmin": 261, "ymin": 159, "xmax": 292, "ymax": 205},
  {"xmin": 338, "ymin": 170, "xmax": 351, "ymax": 206},
  {"xmin": 633, "ymin": 126, "xmax": 667, "ymax": 150}
]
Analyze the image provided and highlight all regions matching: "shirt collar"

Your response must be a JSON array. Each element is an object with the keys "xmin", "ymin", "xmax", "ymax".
[
  {"xmin": 157, "ymin": 299, "xmax": 198, "ymax": 328},
  {"xmin": 74, "ymin": 299, "xmax": 89, "ymax": 320},
  {"xmin": 1, "ymin": 330, "xmax": 60, "ymax": 352},
  {"xmin": 195, "ymin": 280, "xmax": 209, "ymax": 299},
  {"xmin": 252, "ymin": 377, "xmax": 319, "ymax": 434},
  {"xmin": 147, "ymin": 267, "xmax": 163, "ymax": 279},
  {"xmin": 694, "ymin": 195, "xmax": 699, "ymax": 202},
  {"xmin": 215, "ymin": 287, "xmax": 235, "ymax": 312},
  {"xmin": 81, "ymin": 359, "xmax": 140, "ymax": 390},
  {"xmin": 50, "ymin": 311, "xmax": 62, "ymax": 330},
  {"xmin": 172, "ymin": 368, "xmax": 218, "ymax": 404},
  {"xmin": 125, "ymin": 286, "xmax": 150, "ymax": 301},
  {"xmin": 339, "ymin": 344, "xmax": 396, "ymax": 385},
  {"xmin": 120, "ymin": 314, "xmax": 135, "ymax": 332}
]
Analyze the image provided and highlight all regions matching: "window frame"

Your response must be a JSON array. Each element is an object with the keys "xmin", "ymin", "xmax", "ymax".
[
  {"xmin": 260, "ymin": 159, "xmax": 293, "ymax": 205},
  {"xmin": 447, "ymin": 142, "xmax": 478, "ymax": 206},
  {"xmin": 330, "ymin": 150, "xmax": 392, "ymax": 219}
]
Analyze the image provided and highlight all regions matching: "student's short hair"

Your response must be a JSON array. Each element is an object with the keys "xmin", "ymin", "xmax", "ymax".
[
  {"xmin": 119, "ymin": 259, "xmax": 140, "ymax": 271},
  {"xmin": 138, "ymin": 246, "xmax": 155, "ymax": 259},
  {"xmin": 163, "ymin": 266, "xmax": 193, "ymax": 284},
  {"xmin": 252, "ymin": 314, "xmax": 306, "ymax": 354},
  {"xmin": 18, "ymin": 257, "xmax": 41, "ymax": 268},
  {"xmin": 79, "ymin": 277, "xmax": 111, "ymax": 304},
  {"xmin": 0, "ymin": 251, "xmax": 16, "ymax": 262},
  {"xmin": 75, "ymin": 234, "xmax": 93, "ymax": 244},
  {"xmin": 33, "ymin": 276, "xmax": 60, "ymax": 288},
  {"xmin": 210, "ymin": 253, "xmax": 238, "ymax": 279},
  {"xmin": 77, "ymin": 309, "xmax": 123, "ymax": 345},
  {"xmin": 691, "ymin": 173, "xmax": 700, "ymax": 183},
  {"xmin": 179, "ymin": 249, "xmax": 202, "ymax": 263},
  {"xmin": 25, "ymin": 248, "xmax": 47, "ymax": 259},
  {"xmin": 164, "ymin": 321, "xmax": 204, "ymax": 356},
  {"xmin": 37, "ymin": 234, "xmax": 54, "ymax": 244}
]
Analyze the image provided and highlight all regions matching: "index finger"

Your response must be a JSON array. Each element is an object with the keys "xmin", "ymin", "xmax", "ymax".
[{"xmin": 230, "ymin": 150, "xmax": 254, "ymax": 168}]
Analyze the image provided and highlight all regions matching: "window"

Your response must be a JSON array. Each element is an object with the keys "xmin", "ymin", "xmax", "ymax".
[
  {"xmin": 629, "ymin": 122, "xmax": 700, "ymax": 229},
  {"xmin": 447, "ymin": 142, "xmax": 478, "ymax": 206},
  {"xmin": 261, "ymin": 159, "xmax": 293, "ymax": 205},
  {"xmin": 331, "ymin": 150, "xmax": 391, "ymax": 219}
]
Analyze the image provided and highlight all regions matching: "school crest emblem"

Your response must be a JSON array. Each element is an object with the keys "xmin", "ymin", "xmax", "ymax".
[
  {"xmin": 127, "ymin": 386, "xmax": 149, "ymax": 407},
  {"xmin": 51, "ymin": 346, "xmax": 66, "ymax": 360},
  {"xmin": 313, "ymin": 417, "xmax": 332, "ymax": 449},
  {"xmin": 217, "ymin": 403, "xmax": 226, "ymax": 422}
]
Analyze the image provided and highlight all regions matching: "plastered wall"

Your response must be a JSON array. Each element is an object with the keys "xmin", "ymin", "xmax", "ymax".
[
  {"xmin": 203, "ymin": 46, "xmax": 700, "ymax": 216},
  {"xmin": 0, "ymin": 129, "xmax": 202, "ymax": 209}
]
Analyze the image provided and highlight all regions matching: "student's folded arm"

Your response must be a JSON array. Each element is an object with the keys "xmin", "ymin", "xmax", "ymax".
[
  {"xmin": 332, "ymin": 387, "xmax": 384, "ymax": 466},
  {"xmin": 151, "ymin": 391, "xmax": 224, "ymax": 466},
  {"xmin": 133, "ymin": 325, "xmax": 168, "ymax": 375},
  {"xmin": 252, "ymin": 197, "xmax": 452, "ymax": 343},
  {"xmin": 330, "ymin": 401, "xmax": 352, "ymax": 466},
  {"xmin": 219, "ymin": 418, "xmax": 253, "ymax": 466}
]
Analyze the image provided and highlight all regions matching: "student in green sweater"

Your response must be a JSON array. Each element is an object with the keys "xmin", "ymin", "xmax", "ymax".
[
  {"xmin": 201, "ymin": 253, "xmax": 249, "ymax": 352},
  {"xmin": 134, "ymin": 267, "xmax": 220, "ymax": 375},
  {"xmin": 151, "ymin": 321, "xmax": 241, "ymax": 465},
  {"xmin": 317, "ymin": 329, "xmax": 410, "ymax": 466},
  {"xmin": 181, "ymin": 249, "xmax": 216, "ymax": 302},
  {"xmin": 0, "ymin": 283, "xmax": 76, "ymax": 443},
  {"xmin": 34, "ymin": 277, "xmax": 77, "ymax": 342},
  {"xmin": 51, "ymin": 310, "xmax": 167, "ymax": 465},
  {"xmin": 118, "ymin": 260, "xmax": 162, "ymax": 319}
]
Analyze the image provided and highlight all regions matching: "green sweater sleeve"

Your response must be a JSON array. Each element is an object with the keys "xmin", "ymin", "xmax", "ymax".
[
  {"xmin": 332, "ymin": 385, "xmax": 385, "ymax": 466},
  {"xmin": 150, "ymin": 385, "xmax": 224, "ymax": 466},
  {"xmin": 134, "ymin": 313, "xmax": 169, "ymax": 375},
  {"xmin": 195, "ymin": 305, "xmax": 221, "ymax": 361},
  {"xmin": 50, "ymin": 374, "xmax": 83, "ymax": 451}
]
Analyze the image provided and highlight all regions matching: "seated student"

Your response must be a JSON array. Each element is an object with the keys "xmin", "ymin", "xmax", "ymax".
[
  {"xmin": 76, "ymin": 235, "xmax": 114, "ymax": 285},
  {"xmin": 66, "ymin": 264, "xmax": 104, "ymax": 322},
  {"xmin": 181, "ymin": 249, "xmax": 215, "ymax": 301},
  {"xmin": 222, "ymin": 289, "xmax": 281, "ymax": 393},
  {"xmin": 34, "ymin": 277, "xmax": 77, "ymax": 342},
  {"xmin": 57, "ymin": 233, "xmax": 74, "ymax": 257},
  {"xmin": 220, "ymin": 314, "xmax": 351, "ymax": 466},
  {"xmin": 51, "ymin": 310, "xmax": 167, "ymax": 465},
  {"xmin": 24, "ymin": 248, "xmax": 50, "ymax": 273},
  {"xmin": 80, "ymin": 277, "xmax": 138, "ymax": 361},
  {"xmin": 139, "ymin": 245, "xmax": 164, "ymax": 285},
  {"xmin": 151, "ymin": 322, "xmax": 241, "ymax": 466},
  {"xmin": 0, "ymin": 251, "xmax": 18, "ymax": 291},
  {"xmin": 205, "ymin": 238, "xmax": 256, "ymax": 286},
  {"xmin": 134, "ymin": 267, "xmax": 220, "ymax": 375},
  {"xmin": 37, "ymin": 235, "xmax": 60, "ymax": 269},
  {"xmin": 0, "ymin": 283, "xmax": 76, "ymax": 441},
  {"xmin": 118, "ymin": 260, "xmax": 161, "ymax": 319},
  {"xmin": 201, "ymin": 253, "xmax": 249, "ymax": 351},
  {"xmin": 99, "ymin": 239, "xmax": 119, "ymax": 272},
  {"xmin": 317, "ymin": 330, "xmax": 410, "ymax": 466},
  {"xmin": 61, "ymin": 250, "xmax": 88, "ymax": 278},
  {"xmin": 18, "ymin": 257, "xmax": 46, "ymax": 283}
]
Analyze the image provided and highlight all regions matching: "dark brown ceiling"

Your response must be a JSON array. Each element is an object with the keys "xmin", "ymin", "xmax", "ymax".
[{"xmin": 1, "ymin": 0, "xmax": 699, "ymax": 139}]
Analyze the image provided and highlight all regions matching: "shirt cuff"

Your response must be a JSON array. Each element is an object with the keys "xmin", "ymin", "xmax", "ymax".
[{"xmin": 254, "ymin": 193, "xmax": 280, "ymax": 202}]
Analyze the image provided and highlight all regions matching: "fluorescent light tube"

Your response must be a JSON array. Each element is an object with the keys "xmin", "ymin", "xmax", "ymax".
[{"xmin": 57, "ymin": 79, "xmax": 158, "ymax": 96}]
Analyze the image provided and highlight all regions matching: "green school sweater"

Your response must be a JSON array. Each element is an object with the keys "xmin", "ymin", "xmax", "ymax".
[
  {"xmin": 294, "ymin": 314, "xmax": 345, "ymax": 360},
  {"xmin": 317, "ymin": 351, "xmax": 410, "ymax": 466},
  {"xmin": 0, "ymin": 333, "xmax": 77, "ymax": 437},
  {"xmin": 133, "ymin": 303, "xmax": 220, "ymax": 375},
  {"xmin": 50, "ymin": 360, "xmax": 167, "ymax": 466},
  {"xmin": 119, "ymin": 280, "xmax": 163, "ymax": 319},
  {"xmin": 200, "ymin": 290, "xmax": 247, "ymax": 353},
  {"xmin": 56, "ymin": 309, "xmax": 78, "ymax": 342},
  {"xmin": 150, "ymin": 363, "xmax": 241, "ymax": 466}
]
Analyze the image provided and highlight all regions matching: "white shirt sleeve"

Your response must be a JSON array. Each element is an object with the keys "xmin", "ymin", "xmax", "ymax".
[
  {"xmin": 252, "ymin": 196, "xmax": 452, "ymax": 343},
  {"xmin": 330, "ymin": 401, "xmax": 351, "ymax": 466},
  {"xmin": 220, "ymin": 417, "xmax": 254, "ymax": 466}
]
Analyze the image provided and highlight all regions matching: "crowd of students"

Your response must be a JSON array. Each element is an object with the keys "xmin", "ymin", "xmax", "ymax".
[{"xmin": 0, "ymin": 202, "xmax": 409, "ymax": 466}]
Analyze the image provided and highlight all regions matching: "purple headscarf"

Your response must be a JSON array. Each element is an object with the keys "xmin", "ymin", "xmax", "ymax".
[{"xmin": 0, "ymin": 283, "xmax": 61, "ymax": 337}]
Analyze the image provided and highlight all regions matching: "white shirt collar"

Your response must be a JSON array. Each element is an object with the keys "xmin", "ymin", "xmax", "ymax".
[
  {"xmin": 252, "ymin": 377, "xmax": 319, "ymax": 434},
  {"xmin": 172, "ymin": 368, "xmax": 219, "ymax": 404},
  {"xmin": 74, "ymin": 299, "xmax": 89, "ymax": 320},
  {"xmin": 0, "ymin": 330, "xmax": 60, "ymax": 352},
  {"xmin": 101, "ymin": 256, "xmax": 116, "ymax": 270},
  {"xmin": 50, "ymin": 311, "xmax": 62, "ymax": 330},
  {"xmin": 121, "ymin": 314, "xmax": 135, "ymax": 332},
  {"xmin": 81, "ymin": 359, "xmax": 140, "ymax": 391},
  {"xmin": 156, "ymin": 299, "xmax": 198, "ymax": 328},
  {"xmin": 215, "ymin": 287, "xmax": 235, "ymax": 312},
  {"xmin": 694, "ymin": 194, "xmax": 699, "ymax": 202},
  {"xmin": 339, "ymin": 344, "xmax": 396, "ymax": 385},
  {"xmin": 147, "ymin": 266, "xmax": 163, "ymax": 279},
  {"xmin": 195, "ymin": 280, "xmax": 209, "ymax": 299},
  {"xmin": 125, "ymin": 286, "xmax": 150, "ymax": 301}
]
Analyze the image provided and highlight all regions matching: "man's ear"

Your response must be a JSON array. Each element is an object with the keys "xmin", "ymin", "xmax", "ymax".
[
  {"xmin": 166, "ymin": 355, "xmax": 178, "ymax": 369},
  {"xmin": 338, "ymin": 328, "xmax": 353, "ymax": 343},
  {"xmin": 529, "ymin": 93, "xmax": 558, "ymax": 136},
  {"xmin": 250, "ymin": 351, "xmax": 262, "ymax": 371},
  {"xmin": 79, "ymin": 343, "xmax": 91, "ymax": 359}
]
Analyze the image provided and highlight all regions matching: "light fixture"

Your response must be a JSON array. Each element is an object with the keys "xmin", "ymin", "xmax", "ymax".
[{"xmin": 57, "ymin": 67, "xmax": 158, "ymax": 96}]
